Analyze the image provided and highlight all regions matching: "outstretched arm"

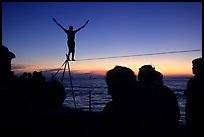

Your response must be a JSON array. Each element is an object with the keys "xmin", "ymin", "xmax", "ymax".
[
  {"xmin": 75, "ymin": 20, "xmax": 89, "ymax": 32},
  {"xmin": 52, "ymin": 18, "xmax": 67, "ymax": 32}
]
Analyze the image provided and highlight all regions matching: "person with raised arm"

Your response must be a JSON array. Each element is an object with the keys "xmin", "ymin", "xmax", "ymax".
[{"xmin": 53, "ymin": 18, "xmax": 89, "ymax": 61}]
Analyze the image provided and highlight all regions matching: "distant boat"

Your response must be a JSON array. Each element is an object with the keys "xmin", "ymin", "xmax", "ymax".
[{"xmin": 89, "ymin": 76, "xmax": 96, "ymax": 79}]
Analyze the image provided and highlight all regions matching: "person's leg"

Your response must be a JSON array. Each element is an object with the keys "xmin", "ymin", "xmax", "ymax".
[
  {"xmin": 67, "ymin": 51, "xmax": 71, "ymax": 61},
  {"xmin": 71, "ymin": 42, "xmax": 76, "ymax": 61},
  {"xmin": 67, "ymin": 41, "xmax": 71, "ymax": 61},
  {"xmin": 72, "ymin": 51, "xmax": 75, "ymax": 61}
]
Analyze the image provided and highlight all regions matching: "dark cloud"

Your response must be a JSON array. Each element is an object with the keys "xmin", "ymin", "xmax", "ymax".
[
  {"xmin": 41, "ymin": 68, "xmax": 66, "ymax": 73},
  {"xmin": 11, "ymin": 64, "xmax": 30, "ymax": 70}
]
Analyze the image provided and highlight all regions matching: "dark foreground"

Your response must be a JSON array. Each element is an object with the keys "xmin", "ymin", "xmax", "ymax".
[{"xmin": 1, "ymin": 107, "xmax": 189, "ymax": 137}]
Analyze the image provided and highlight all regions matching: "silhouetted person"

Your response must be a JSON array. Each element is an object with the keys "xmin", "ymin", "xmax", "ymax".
[
  {"xmin": 27, "ymin": 79, "xmax": 66, "ymax": 136},
  {"xmin": 32, "ymin": 71, "xmax": 46, "ymax": 87},
  {"xmin": 53, "ymin": 18, "xmax": 89, "ymax": 61},
  {"xmin": 103, "ymin": 66, "xmax": 143, "ymax": 136},
  {"xmin": 40, "ymin": 80, "xmax": 66, "ymax": 115},
  {"xmin": 184, "ymin": 57, "xmax": 202, "ymax": 136},
  {"xmin": 0, "ymin": 45, "xmax": 16, "ymax": 109},
  {"xmin": 0, "ymin": 45, "xmax": 26, "ymax": 135},
  {"xmin": 138, "ymin": 65, "xmax": 180, "ymax": 136},
  {"xmin": 0, "ymin": 45, "xmax": 15, "ymax": 82},
  {"xmin": 1, "ymin": 45, "xmax": 15, "ymax": 116}
]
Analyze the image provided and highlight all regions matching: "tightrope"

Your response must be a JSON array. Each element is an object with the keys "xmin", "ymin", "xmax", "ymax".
[{"xmin": 76, "ymin": 49, "xmax": 202, "ymax": 61}]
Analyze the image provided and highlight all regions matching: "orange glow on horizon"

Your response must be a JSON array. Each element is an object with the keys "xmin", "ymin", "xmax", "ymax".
[
  {"xmin": 12, "ymin": 55, "xmax": 196, "ymax": 77},
  {"xmin": 68, "ymin": 68, "xmax": 193, "ymax": 77},
  {"xmin": 13, "ymin": 66, "xmax": 193, "ymax": 77}
]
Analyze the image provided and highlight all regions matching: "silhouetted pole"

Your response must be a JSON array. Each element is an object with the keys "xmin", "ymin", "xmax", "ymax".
[
  {"xmin": 61, "ymin": 61, "xmax": 67, "ymax": 82},
  {"xmin": 53, "ymin": 60, "xmax": 67, "ymax": 78},
  {"xmin": 89, "ymin": 90, "xmax": 92, "ymax": 112},
  {"xmin": 67, "ymin": 54, "xmax": 77, "ymax": 109}
]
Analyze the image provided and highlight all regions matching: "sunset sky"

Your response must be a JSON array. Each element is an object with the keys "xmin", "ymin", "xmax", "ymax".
[{"xmin": 2, "ymin": 2, "xmax": 202, "ymax": 77}]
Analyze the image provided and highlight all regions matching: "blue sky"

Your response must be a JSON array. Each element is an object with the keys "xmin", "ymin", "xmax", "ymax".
[{"xmin": 2, "ymin": 2, "xmax": 202, "ymax": 76}]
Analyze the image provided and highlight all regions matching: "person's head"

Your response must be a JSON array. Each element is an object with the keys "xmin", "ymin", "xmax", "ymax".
[
  {"xmin": 106, "ymin": 66, "xmax": 136, "ymax": 101},
  {"xmin": 154, "ymin": 71, "xmax": 164, "ymax": 85},
  {"xmin": 138, "ymin": 65, "xmax": 157, "ymax": 84},
  {"xmin": 0, "ymin": 45, "xmax": 16, "ymax": 80},
  {"xmin": 192, "ymin": 57, "xmax": 202, "ymax": 76},
  {"xmin": 69, "ymin": 26, "xmax": 73, "ymax": 30}
]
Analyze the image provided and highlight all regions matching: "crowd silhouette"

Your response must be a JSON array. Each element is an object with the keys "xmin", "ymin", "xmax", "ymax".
[
  {"xmin": 0, "ymin": 45, "xmax": 202, "ymax": 136},
  {"xmin": 101, "ymin": 65, "xmax": 181, "ymax": 136}
]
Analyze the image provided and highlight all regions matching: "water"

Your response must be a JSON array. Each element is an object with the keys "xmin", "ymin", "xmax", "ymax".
[
  {"xmin": 61, "ymin": 76, "xmax": 190, "ymax": 125},
  {"xmin": 63, "ymin": 77, "xmax": 110, "ymax": 112},
  {"xmin": 163, "ymin": 77, "xmax": 190, "ymax": 125}
]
